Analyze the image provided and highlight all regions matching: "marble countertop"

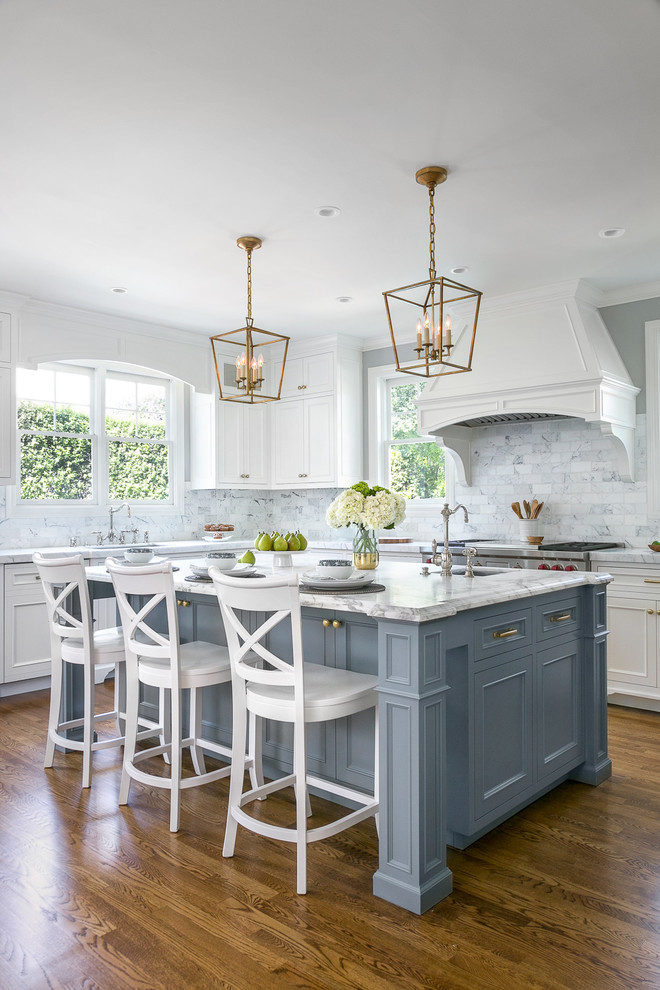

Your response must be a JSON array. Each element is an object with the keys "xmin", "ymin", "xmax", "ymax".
[
  {"xmin": 86, "ymin": 556, "xmax": 610, "ymax": 624},
  {"xmin": 589, "ymin": 548, "xmax": 660, "ymax": 565}
]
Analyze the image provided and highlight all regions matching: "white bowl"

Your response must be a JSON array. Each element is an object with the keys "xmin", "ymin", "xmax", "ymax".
[
  {"xmin": 317, "ymin": 558, "xmax": 353, "ymax": 580},
  {"xmin": 205, "ymin": 552, "xmax": 237, "ymax": 572},
  {"xmin": 124, "ymin": 547, "xmax": 155, "ymax": 564}
]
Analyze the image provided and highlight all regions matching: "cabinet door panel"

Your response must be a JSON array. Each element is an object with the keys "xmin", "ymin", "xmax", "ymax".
[
  {"xmin": 272, "ymin": 401, "xmax": 303, "ymax": 485},
  {"xmin": 243, "ymin": 402, "xmax": 269, "ymax": 485},
  {"xmin": 536, "ymin": 641, "xmax": 583, "ymax": 778},
  {"xmin": 606, "ymin": 595, "xmax": 657, "ymax": 687},
  {"xmin": 305, "ymin": 394, "xmax": 334, "ymax": 484},
  {"xmin": 0, "ymin": 366, "xmax": 14, "ymax": 482},
  {"xmin": 473, "ymin": 656, "xmax": 533, "ymax": 818},
  {"xmin": 4, "ymin": 598, "xmax": 51, "ymax": 681}
]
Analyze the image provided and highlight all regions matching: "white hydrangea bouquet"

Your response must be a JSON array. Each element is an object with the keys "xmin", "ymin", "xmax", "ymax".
[{"xmin": 326, "ymin": 481, "xmax": 406, "ymax": 567}]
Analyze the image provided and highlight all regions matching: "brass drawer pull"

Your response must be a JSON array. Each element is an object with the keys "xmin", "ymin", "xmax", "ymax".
[
  {"xmin": 332, "ymin": 620, "xmax": 342, "ymax": 629},
  {"xmin": 644, "ymin": 579, "xmax": 660, "ymax": 584},
  {"xmin": 493, "ymin": 627, "xmax": 518, "ymax": 639},
  {"xmin": 322, "ymin": 618, "xmax": 331, "ymax": 627},
  {"xmin": 549, "ymin": 613, "xmax": 572, "ymax": 622},
  {"xmin": 648, "ymin": 609, "xmax": 655, "ymax": 615},
  {"xmin": 177, "ymin": 599, "xmax": 191, "ymax": 607}
]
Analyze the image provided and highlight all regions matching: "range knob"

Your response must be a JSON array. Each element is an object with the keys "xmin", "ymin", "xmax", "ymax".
[
  {"xmin": 538, "ymin": 563, "xmax": 551, "ymax": 570},
  {"xmin": 564, "ymin": 564, "xmax": 578, "ymax": 571},
  {"xmin": 551, "ymin": 564, "xmax": 564, "ymax": 571}
]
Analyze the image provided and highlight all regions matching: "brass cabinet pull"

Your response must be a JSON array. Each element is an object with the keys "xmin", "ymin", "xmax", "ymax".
[
  {"xmin": 332, "ymin": 620, "xmax": 342, "ymax": 629},
  {"xmin": 177, "ymin": 599, "xmax": 191, "ymax": 607},
  {"xmin": 648, "ymin": 609, "xmax": 655, "ymax": 614},
  {"xmin": 549, "ymin": 613, "xmax": 572, "ymax": 622},
  {"xmin": 240, "ymin": 473, "xmax": 250, "ymax": 478},
  {"xmin": 644, "ymin": 579, "xmax": 660, "ymax": 584},
  {"xmin": 322, "ymin": 618, "xmax": 331, "ymax": 627},
  {"xmin": 493, "ymin": 627, "xmax": 518, "ymax": 639},
  {"xmin": 299, "ymin": 473, "xmax": 307, "ymax": 478},
  {"xmin": 297, "ymin": 384, "xmax": 307, "ymax": 390}
]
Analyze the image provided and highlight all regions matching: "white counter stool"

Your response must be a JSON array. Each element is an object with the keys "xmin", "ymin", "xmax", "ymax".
[
  {"xmin": 34, "ymin": 551, "xmax": 132, "ymax": 789},
  {"xmin": 210, "ymin": 569, "xmax": 379, "ymax": 895},
  {"xmin": 107, "ymin": 558, "xmax": 260, "ymax": 833}
]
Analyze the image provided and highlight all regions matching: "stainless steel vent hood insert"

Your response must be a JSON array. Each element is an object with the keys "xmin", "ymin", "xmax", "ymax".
[{"xmin": 416, "ymin": 281, "xmax": 639, "ymax": 484}]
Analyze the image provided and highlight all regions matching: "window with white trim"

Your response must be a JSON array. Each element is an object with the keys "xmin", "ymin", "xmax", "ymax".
[
  {"xmin": 15, "ymin": 362, "xmax": 181, "ymax": 509},
  {"xmin": 368, "ymin": 363, "xmax": 454, "ymax": 504}
]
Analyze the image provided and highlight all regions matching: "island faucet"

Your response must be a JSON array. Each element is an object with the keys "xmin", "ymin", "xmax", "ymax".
[{"xmin": 430, "ymin": 502, "xmax": 470, "ymax": 576}]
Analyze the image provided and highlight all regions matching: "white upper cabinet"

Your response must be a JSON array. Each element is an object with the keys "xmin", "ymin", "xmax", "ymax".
[
  {"xmin": 271, "ymin": 342, "xmax": 362, "ymax": 489},
  {"xmin": 190, "ymin": 393, "xmax": 269, "ymax": 489},
  {"xmin": 0, "ymin": 312, "xmax": 15, "ymax": 485},
  {"xmin": 190, "ymin": 338, "xmax": 362, "ymax": 492},
  {"xmin": 280, "ymin": 351, "xmax": 335, "ymax": 398}
]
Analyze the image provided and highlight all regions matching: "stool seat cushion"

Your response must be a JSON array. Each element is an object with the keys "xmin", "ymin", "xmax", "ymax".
[
  {"xmin": 61, "ymin": 626, "xmax": 125, "ymax": 664},
  {"xmin": 247, "ymin": 665, "xmax": 377, "ymax": 722},
  {"xmin": 138, "ymin": 640, "xmax": 231, "ymax": 680}
]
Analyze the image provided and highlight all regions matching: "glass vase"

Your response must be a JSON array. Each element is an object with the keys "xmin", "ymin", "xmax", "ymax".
[{"xmin": 353, "ymin": 525, "xmax": 379, "ymax": 570}]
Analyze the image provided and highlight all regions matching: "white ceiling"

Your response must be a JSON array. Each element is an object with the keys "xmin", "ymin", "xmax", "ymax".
[{"xmin": 1, "ymin": 0, "xmax": 660, "ymax": 344}]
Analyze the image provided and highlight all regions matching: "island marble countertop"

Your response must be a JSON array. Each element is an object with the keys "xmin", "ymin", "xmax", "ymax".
[{"xmin": 86, "ymin": 557, "xmax": 611, "ymax": 625}]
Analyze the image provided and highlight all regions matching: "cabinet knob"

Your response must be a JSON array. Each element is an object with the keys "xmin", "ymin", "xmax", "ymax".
[
  {"xmin": 332, "ymin": 619, "xmax": 342, "ymax": 629},
  {"xmin": 298, "ymin": 384, "xmax": 307, "ymax": 390},
  {"xmin": 299, "ymin": 473, "xmax": 307, "ymax": 478},
  {"xmin": 240, "ymin": 473, "xmax": 250, "ymax": 478},
  {"xmin": 649, "ymin": 609, "xmax": 655, "ymax": 614},
  {"xmin": 322, "ymin": 618, "xmax": 331, "ymax": 627},
  {"xmin": 177, "ymin": 599, "xmax": 191, "ymax": 607}
]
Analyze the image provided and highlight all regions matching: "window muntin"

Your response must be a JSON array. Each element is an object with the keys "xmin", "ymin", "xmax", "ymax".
[
  {"xmin": 16, "ymin": 363, "xmax": 174, "ymax": 506},
  {"xmin": 385, "ymin": 379, "xmax": 447, "ymax": 500}
]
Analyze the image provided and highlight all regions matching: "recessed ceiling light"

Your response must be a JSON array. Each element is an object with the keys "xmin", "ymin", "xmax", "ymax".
[
  {"xmin": 336, "ymin": 296, "xmax": 353, "ymax": 303},
  {"xmin": 315, "ymin": 206, "xmax": 341, "ymax": 218},
  {"xmin": 599, "ymin": 228, "xmax": 625, "ymax": 239},
  {"xmin": 451, "ymin": 266, "xmax": 469, "ymax": 275},
  {"xmin": 111, "ymin": 286, "xmax": 128, "ymax": 293}
]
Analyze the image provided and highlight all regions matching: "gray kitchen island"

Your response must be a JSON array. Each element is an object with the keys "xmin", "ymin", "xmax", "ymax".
[{"xmin": 86, "ymin": 558, "xmax": 612, "ymax": 914}]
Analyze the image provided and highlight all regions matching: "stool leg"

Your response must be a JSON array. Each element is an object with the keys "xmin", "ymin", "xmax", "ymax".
[
  {"xmin": 169, "ymin": 688, "xmax": 182, "ymax": 833},
  {"xmin": 223, "ymin": 688, "xmax": 247, "ymax": 858},
  {"xmin": 247, "ymin": 711, "xmax": 264, "ymax": 792},
  {"xmin": 160, "ymin": 687, "xmax": 171, "ymax": 765},
  {"xmin": 82, "ymin": 663, "xmax": 94, "ymax": 789},
  {"xmin": 294, "ymin": 722, "xmax": 308, "ymax": 895},
  {"xmin": 44, "ymin": 653, "xmax": 62, "ymax": 769},
  {"xmin": 119, "ymin": 665, "xmax": 140, "ymax": 807},
  {"xmin": 189, "ymin": 688, "xmax": 207, "ymax": 776},
  {"xmin": 374, "ymin": 704, "xmax": 380, "ymax": 837}
]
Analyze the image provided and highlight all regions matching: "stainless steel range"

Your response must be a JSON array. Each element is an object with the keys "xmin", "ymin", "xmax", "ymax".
[{"xmin": 422, "ymin": 540, "xmax": 623, "ymax": 572}]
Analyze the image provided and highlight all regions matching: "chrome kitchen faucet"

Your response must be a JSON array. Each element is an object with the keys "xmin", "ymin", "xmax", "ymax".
[{"xmin": 429, "ymin": 502, "xmax": 470, "ymax": 576}]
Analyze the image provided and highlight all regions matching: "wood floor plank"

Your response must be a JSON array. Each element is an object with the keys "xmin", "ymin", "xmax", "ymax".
[{"xmin": 2, "ymin": 690, "xmax": 660, "ymax": 989}]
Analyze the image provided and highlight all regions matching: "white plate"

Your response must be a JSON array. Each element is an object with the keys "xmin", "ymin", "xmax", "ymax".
[
  {"xmin": 301, "ymin": 570, "xmax": 376, "ymax": 590},
  {"xmin": 203, "ymin": 534, "xmax": 234, "ymax": 543}
]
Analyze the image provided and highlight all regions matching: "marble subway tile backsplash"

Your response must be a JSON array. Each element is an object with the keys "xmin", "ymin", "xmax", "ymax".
[{"xmin": 0, "ymin": 414, "xmax": 655, "ymax": 549}]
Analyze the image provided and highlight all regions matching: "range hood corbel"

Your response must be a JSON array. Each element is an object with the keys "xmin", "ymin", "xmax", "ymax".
[{"xmin": 416, "ymin": 281, "xmax": 640, "ymax": 485}]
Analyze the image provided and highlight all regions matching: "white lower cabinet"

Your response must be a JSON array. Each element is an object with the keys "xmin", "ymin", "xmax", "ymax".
[
  {"xmin": 597, "ymin": 564, "xmax": 660, "ymax": 709},
  {"xmin": 3, "ymin": 563, "xmax": 52, "ymax": 682}
]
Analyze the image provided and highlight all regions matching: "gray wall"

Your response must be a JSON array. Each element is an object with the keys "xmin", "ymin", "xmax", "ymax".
[{"xmin": 600, "ymin": 297, "xmax": 660, "ymax": 413}]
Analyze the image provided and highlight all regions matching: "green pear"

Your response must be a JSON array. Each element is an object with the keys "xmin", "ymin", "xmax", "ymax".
[
  {"xmin": 287, "ymin": 534, "xmax": 301, "ymax": 551},
  {"xmin": 296, "ymin": 531, "xmax": 308, "ymax": 550},
  {"xmin": 254, "ymin": 531, "xmax": 264, "ymax": 549},
  {"xmin": 239, "ymin": 550, "xmax": 256, "ymax": 564},
  {"xmin": 273, "ymin": 535, "xmax": 288, "ymax": 551},
  {"xmin": 258, "ymin": 532, "xmax": 273, "ymax": 551}
]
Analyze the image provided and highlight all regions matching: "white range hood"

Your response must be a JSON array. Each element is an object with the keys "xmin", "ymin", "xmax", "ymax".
[{"xmin": 416, "ymin": 281, "xmax": 640, "ymax": 484}]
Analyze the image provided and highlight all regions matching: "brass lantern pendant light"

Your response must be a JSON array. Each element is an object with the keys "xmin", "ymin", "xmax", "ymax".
[
  {"xmin": 210, "ymin": 236, "xmax": 289, "ymax": 403},
  {"xmin": 384, "ymin": 166, "xmax": 482, "ymax": 379}
]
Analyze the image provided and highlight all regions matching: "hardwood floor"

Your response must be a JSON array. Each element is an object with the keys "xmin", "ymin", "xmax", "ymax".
[{"xmin": 1, "ymin": 687, "xmax": 659, "ymax": 990}]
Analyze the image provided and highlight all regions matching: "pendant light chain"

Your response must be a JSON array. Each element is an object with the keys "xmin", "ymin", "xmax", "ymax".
[
  {"xmin": 246, "ymin": 246, "xmax": 253, "ymax": 326},
  {"xmin": 428, "ymin": 184, "xmax": 437, "ymax": 281}
]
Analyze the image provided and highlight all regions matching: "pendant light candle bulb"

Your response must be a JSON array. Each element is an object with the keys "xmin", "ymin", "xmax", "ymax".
[{"xmin": 445, "ymin": 315, "xmax": 452, "ymax": 348}]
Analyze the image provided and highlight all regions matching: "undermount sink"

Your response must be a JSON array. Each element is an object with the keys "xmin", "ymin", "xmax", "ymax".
[{"xmin": 450, "ymin": 566, "xmax": 509, "ymax": 577}]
